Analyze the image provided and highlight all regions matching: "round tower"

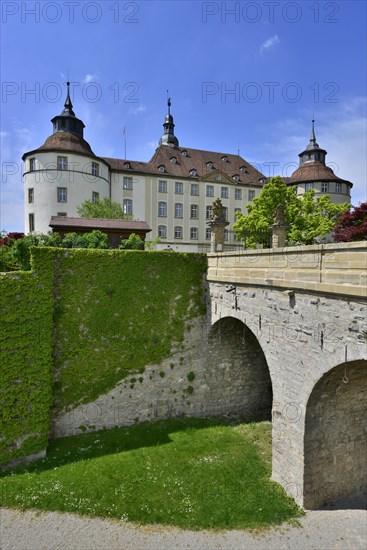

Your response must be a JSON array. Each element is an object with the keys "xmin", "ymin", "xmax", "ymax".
[
  {"xmin": 22, "ymin": 82, "xmax": 110, "ymax": 234},
  {"xmin": 287, "ymin": 118, "xmax": 352, "ymax": 205}
]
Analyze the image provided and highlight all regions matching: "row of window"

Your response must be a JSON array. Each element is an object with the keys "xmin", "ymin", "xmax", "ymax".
[
  {"xmin": 304, "ymin": 182, "xmax": 344, "ymax": 193},
  {"xmin": 158, "ymin": 203, "xmax": 239, "ymax": 220},
  {"xmin": 158, "ymin": 180, "xmax": 255, "ymax": 200},
  {"xmin": 157, "ymin": 226, "xmax": 231, "ymax": 241},
  {"xmin": 29, "ymin": 157, "xmax": 100, "ymax": 176}
]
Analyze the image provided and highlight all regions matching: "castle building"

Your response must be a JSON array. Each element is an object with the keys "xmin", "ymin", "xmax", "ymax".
[{"xmin": 22, "ymin": 85, "xmax": 352, "ymax": 251}]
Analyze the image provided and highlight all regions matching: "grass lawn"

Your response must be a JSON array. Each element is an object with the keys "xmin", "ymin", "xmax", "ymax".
[{"xmin": 0, "ymin": 418, "xmax": 303, "ymax": 530}]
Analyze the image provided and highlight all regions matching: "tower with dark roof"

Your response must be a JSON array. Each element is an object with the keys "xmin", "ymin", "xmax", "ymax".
[
  {"xmin": 159, "ymin": 97, "xmax": 179, "ymax": 147},
  {"xmin": 51, "ymin": 82, "xmax": 85, "ymax": 138}
]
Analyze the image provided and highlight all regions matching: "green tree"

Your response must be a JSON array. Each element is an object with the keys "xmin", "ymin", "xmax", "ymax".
[
  {"xmin": 62, "ymin": 230, "xmax": 110, "ymax": 249},
  {"xmin": 77, "ymin": 198, "xmax": 131, "ymax": 219},
  {"xmin": 119, "ymin": 233, "xmax": 144, "ymax": 250},
  {"xmin": 12, "ymin": 232, "xmax": 62, "ymax": 270},
  {"xmin": 233, "ymin": 176, "xmax": 349, "ymax": 246}
]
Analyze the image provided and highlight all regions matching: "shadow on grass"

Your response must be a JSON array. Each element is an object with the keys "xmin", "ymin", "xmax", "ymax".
[{"xmin": 0, "ymin": 416, "xmax": 249, "ymax": 478}]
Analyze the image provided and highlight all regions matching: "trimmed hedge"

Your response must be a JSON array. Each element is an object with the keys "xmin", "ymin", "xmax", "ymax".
[
  {"xmin": 0, "ymin": 257, "xmax": 54, "ymax": 465},
  {"xmin": 0, "ymin": 248, "xmax": 207, "ymax": 465}
]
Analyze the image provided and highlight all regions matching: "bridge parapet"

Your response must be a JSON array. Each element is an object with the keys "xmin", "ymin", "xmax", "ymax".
[{"xmin": 207, "ymin": 241, "xmax": 367, "ymax": 298}]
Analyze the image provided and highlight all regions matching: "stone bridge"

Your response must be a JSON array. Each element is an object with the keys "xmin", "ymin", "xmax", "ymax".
[{"xmin": 206, "ymin": 241, "xmax": 366, "ymax": 509}]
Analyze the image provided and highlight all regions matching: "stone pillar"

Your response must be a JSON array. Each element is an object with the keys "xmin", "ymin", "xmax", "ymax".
[
  {"xmin": 209, "ymin": 221, "xmax": 229, "ymax": 252},
  {"xmin": 270, "ymin": 223, "xmax": 288, "ymax": 248}
]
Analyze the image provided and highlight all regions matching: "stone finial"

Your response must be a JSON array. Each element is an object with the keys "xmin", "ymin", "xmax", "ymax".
[{"xmin": 210, "ymin": 198, "xmax": 227, "ymax": 223}]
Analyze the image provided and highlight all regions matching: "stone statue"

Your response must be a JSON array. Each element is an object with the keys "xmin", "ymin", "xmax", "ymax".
[
  {"xmin": 273, "ymin": 203, "xmax": 286, "ymax": 225},
  {"xmin": 210, "ymin": 198, "xmax": 226, "ymax": 223}
]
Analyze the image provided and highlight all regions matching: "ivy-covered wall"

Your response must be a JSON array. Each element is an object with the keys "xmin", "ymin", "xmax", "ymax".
[
  {"xmin": 0, "ymin": 254, "xmax": 54, "ymax": 466},
  {"xmin": 0, "ymin": 248, "xmax": 207, "ymax": 465},
  {"xmin": 51, "ymin": 248, "xmax": 207, "ymax": 415}
]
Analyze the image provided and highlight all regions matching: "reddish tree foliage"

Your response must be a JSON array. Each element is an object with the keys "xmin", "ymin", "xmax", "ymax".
[
  {"xmin": 0, "ymin": 232, "xmax": 25, "ymax": 247},
  {"xmin": 333, "ymin": 202, "xmax": 367, "ymax": 242}
]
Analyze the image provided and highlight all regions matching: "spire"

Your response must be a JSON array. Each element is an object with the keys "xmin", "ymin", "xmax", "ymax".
[
  {"xmin": 159, "ymin": 96, "xmax": 179, "ymax": 147},
  {"xmin": 309, "ymin": 115, "xmax": 317, "ymax": 147},
  {"xmin": 62, "ymin": 81, "xmax": 75, "ymax": 116},
  {"xmin": 51, "ymin": 80, "xmax": 85, "ymax": 137},
  {"xmin": 298, "ymin": 116, "xmax": 326, "ymax": 166}
]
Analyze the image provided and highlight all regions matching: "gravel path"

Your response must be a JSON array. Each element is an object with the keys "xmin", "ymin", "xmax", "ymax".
[{"xmin": 1, "ymin": 503, "xmax": 366, "ymax": 550}]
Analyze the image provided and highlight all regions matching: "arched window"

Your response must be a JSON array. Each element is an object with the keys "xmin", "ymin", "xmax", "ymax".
[{"xmin": 158, "ymin": 201, "xmax": 167, "ymax": 217}]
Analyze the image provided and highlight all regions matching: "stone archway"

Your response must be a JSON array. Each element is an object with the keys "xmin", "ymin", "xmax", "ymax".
[
  {"xmin": 205, "ymin": 316, "xmax": 272, "ymax": 420},
  {"xmin": 304, "ymin": 359, "xmax": 367, "ymax": 508}
]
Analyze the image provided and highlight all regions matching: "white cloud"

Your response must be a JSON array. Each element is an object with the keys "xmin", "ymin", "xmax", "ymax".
[
  {"xmin": 260, "ymin": 35, "xmax": 280, "ymax": 54},
  {"xmin": 130, "ymin": 104, "xmax": 147, "ymax": 115},
  {"xmin": 83, "ymin": 73, "xmax": 98, "ymax": 84}
]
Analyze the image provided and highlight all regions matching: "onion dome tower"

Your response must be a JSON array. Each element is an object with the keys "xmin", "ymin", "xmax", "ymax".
[{"xmin": 159, "ymin": 97, "xmax": 179, "ymax": 147}]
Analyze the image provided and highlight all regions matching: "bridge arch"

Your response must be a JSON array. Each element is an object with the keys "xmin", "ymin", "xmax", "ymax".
[
  {"xmin": 304, "ymin": 359, "xmax": 367, "ymax": 508},
  {"xmin": 206, "ymin": 316, "xmax": 272, "ymax": 421}
]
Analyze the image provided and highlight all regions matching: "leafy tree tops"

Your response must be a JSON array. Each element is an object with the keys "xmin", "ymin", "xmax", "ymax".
[
  {"xmin": 333, "ymin": 202, "xmax": 367, "ymax": 242},
  {"xmin": 77, "ymin": 198, "xmax": 132, "ymax": 220},
  {"xmin": 233, "ymin": 176, "xmax": 350, "ymax": 246}
]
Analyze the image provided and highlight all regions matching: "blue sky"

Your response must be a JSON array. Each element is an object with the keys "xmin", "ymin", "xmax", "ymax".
[{"xmin": 1, "ymin": 0, "xmax": 366, "ymax": 231}]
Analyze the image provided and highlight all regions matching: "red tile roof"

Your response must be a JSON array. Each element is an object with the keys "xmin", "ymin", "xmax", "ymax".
[
  {"xmin": 23, "ymin": 131, "xmax": 97, "ymax": 159},
  {"xmin": 49, "ymin": 217, "xmax": 151, "ymax": 232},
  {"xmin": 102, "ymin": 145, "xmax": 266, "ymax": 186},
  {"xmin": 288, "ymin": 162, "xmax": 352, "ymax": 186}
]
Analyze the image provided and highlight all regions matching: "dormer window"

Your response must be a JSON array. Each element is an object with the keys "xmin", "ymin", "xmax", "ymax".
[
  {"xmin": 206, "ymin": 162, "xmax": 213, "ymax": 169},
  {"xmin": 124, "ymin": 162, "xmax": 131, "ymax": 169},
  {"xmin": 221, "ymin": 156, "xmax": 228, "ymax": 162},
  {"xmin": 170, "ymin": 157, "xmax": 177, "ymax": 164},
  {"xmin": 240, "ymin": 166, "xmax": 248, "ymax": 173},
  {"xmin": 232, "ymin": 174, "xmax": 240, "ymax": 182},
  {"xmin": 158, "ymin": 165, "xmax": 165, "ymax": 173},
  {"xmin": 181, "ymin": 150, "xmax": 188, "ymax": 157},
  {"xmin": 190, "ymin": 169, "xmax": 197, "ymax": 177}
]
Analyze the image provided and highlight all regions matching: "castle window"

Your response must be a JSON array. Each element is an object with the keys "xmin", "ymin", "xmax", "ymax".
[
  {"xmin": 174, "ymin": 202, "xmax": 183, "ymax": 218},
  {"xmin": 190, "ymin": 169, "xmax": 197, "ymax": 177},
  {"xmin": 181, "ymin": 150, "xmax": 188, "ymax": 157},
  {"xmin": 170, "ymin": 157, "xmax": 177, "ymax": 164},
  {"xmin": 190, "ymin": 227, "xmax": 198, "ymax": 240},
  {"xmin": 57, "ymin": 187, "xmax": 67, "ymax": 202},
  {"xmin": 221, "ymin": 156, "xmax": 228, "ymax": 162},
  {"xmin": 206, "ymin": 185, "xmax": 214, "ymax": 197},
  {"xmin": 190, "ymin": 204, "xmax": 198, "ymax": 219},
  {"xmin": 191, "ymin": 183, "xmax": 199, "ymax": 196},
  {"xmin": 174, "ymin": 226, "xmax": 183, "ymax": 239},
  {"xmin": 223, "ymin": 207, "xmax": 228, "ymax": 221},
  {"xmin": 248, "ymin": 190, "xmax": 255, "ymax": 201},
  {"xmin": 92, "ymin": 191, "xmax": 99, "ymax": 203},
  {"xmin": 205, "ymin": 227, "xmax": 211, "ymax": 240},
  {"xmin": 124, "ymin": 162, "xmax": 131, "ymax": 169},
  {"xmin": 206, "ymin": 205, "xmax": 212, "ymax": 219},
  {"xmin": 158, "ymin": 180, "xmax": 167, "ymax": 193},
  {"xmin": 206, "ymin": 162, "xmax": 213, "ymax": 170},
  {"xmin": 221, "ymin": 186, "xmax": 229, "ymax": 199},
  {"xmin": 29, "ymin": 158, "xmax": 36, "ymax": 171},
  {"xmin": 123, "ymin": 199, "xmax": 133, "ymax": 215},
  {"xmin": 28, "ymin": 188, "xmax": 34, "ymax": 203},
  {"xmin": 305, "ymin": 182, "xmax": 314, "ymax": 192},
  {"xmin": 235, "ymin": 189, "xmax": 242, "ymax": 200},
  {"xmin": 240, "ymin": 166, "xmax": 248, "ymax": 173},
  {"xmin": 234, "ymin": 207, "xmax": 241, "ymax": 216},
  {"xmin": 224, "ymin": 229, "xmax": 229, "ymax": 241},
  {"xmin": 175, "ymin": 181, "xmax": 183, "ymax": 194},
  {"xmin": 232, "ymin": 174, "xmax": 240, "ymax": 182},
  {"xmin": 158, "ymin": 165, "xmax": 165, "ymax": 173},
  {"xmin": 123, "ymin": 176, "xmax": 133, "ymax": 190},
  {"xmin": 321, "ymin": 182, "xmax": 329, "ymax": 193},
  {"xmin": 158, "ymin": 201, "xmax": 167, "ymax": 217},
  {"xmin": 57, "ymin": 156, "xmax": 68, "ymax": 171},
  {"xmin": 57, "ymin": 212, "xmax": 67, "ymax": 217},
  {"xmin": 158, "ymin": 225, "xmax": 166, "ymax": 238},
  {"xmin": 29, "ymin": 213, "xmax": 35, "ymax": 232},
  {"xmin": 92, "ymin": 162, "xmax": 99, "ymax": 177},
  {"xmin": 336, "ymin": 182, "xmax": 342, "ymax": 193}
]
